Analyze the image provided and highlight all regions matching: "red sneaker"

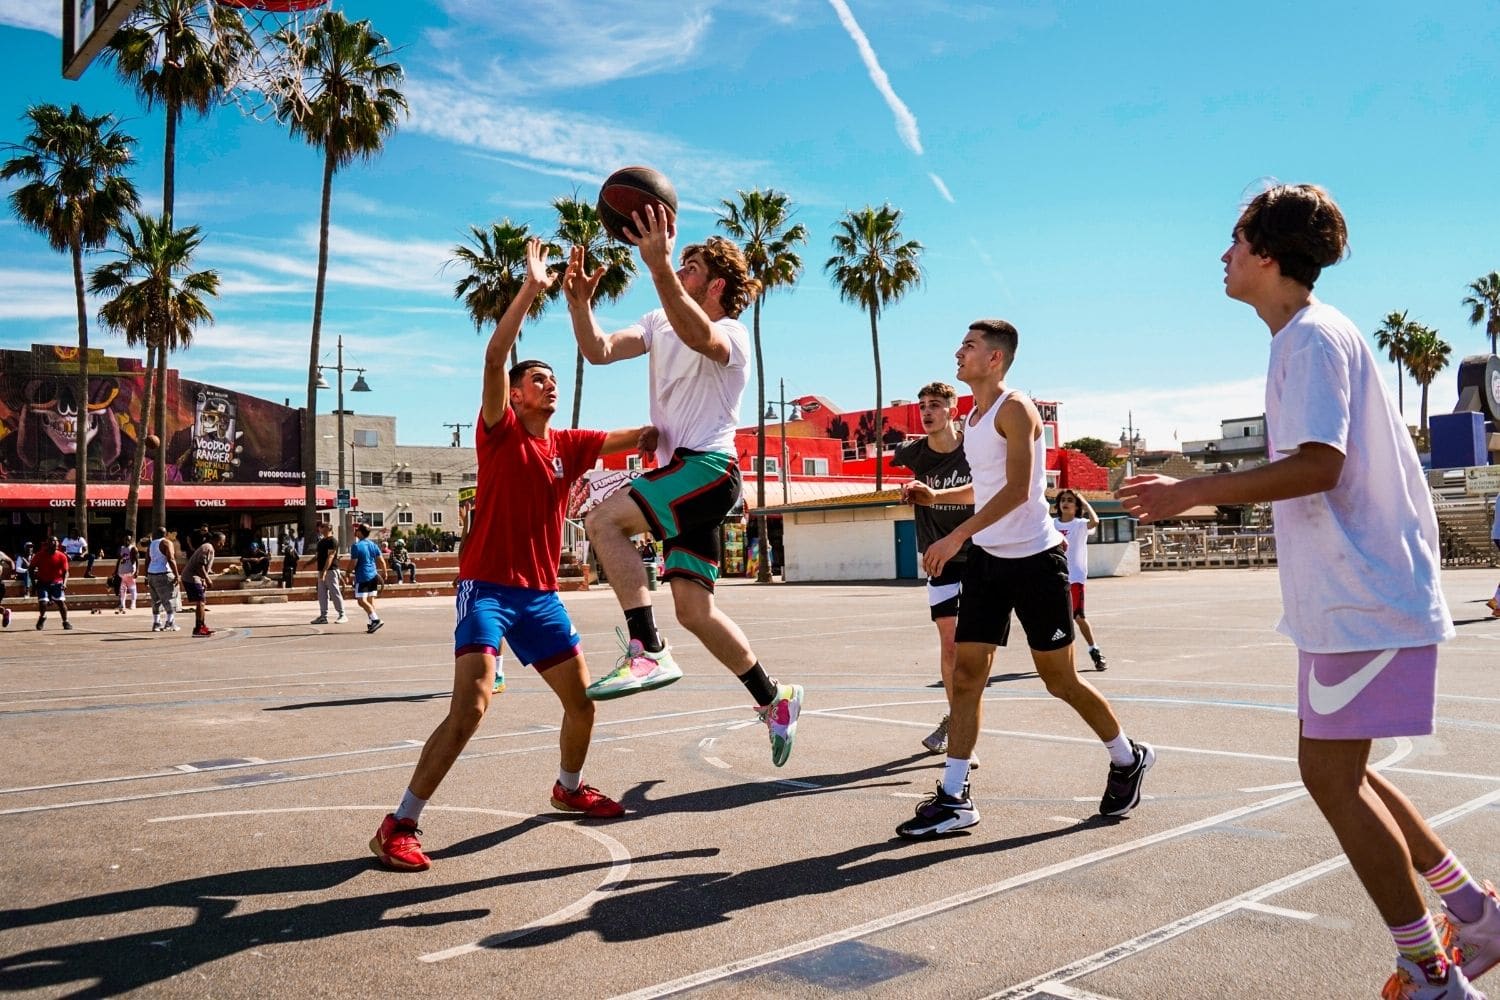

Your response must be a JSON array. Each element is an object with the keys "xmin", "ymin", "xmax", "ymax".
[
  {"xmin": 551, "ymin": 781, "xmax": 625, "ymax": 818},
  {"xmin": 192, "ymin": 625, "xmax": 214, "ymax": 637},
  {"xmin": 369, "ymin": 813, "xmax": 431, "ymax": 871}
]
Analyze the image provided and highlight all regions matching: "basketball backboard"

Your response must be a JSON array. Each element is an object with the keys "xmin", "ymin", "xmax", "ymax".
[{"xmin": 62, "ymin": 0, "xmax": 144, "ymax": 80}]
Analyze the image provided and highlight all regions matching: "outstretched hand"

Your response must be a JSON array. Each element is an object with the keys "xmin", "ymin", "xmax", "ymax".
[
  {"xmin": 562, "ymin": 245, "xmax": 604, "ymax": 309},
  {"xmin": 1115, "ymin": 474, "xmax": 1189, "ymax": 524},
  {"xmin": 627, "ymin": 202, "xmax": 677, "ymax": 273},
  {"xmin": 524, "ymin": 237, "xmax": 556, "ymax": 289},
  {"xmin": 638, "ymin": 425, "xmax": 659, "ymax": 456},
  {"xmin": 901, "ymin": 480, "xmax": 936, "ymax": 506}
]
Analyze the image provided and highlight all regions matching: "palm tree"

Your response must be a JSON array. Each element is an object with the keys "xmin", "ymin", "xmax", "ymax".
[
  {"xmin": 553, "ymin": 194, "xmax": 636, "ymax": 428},
  {"xmin": 91, "ymin": 213, "xmax": 219, "ymax": 505},
  {"xmin": 1462, "ymin": 272, "xmax": 1500, "ymax": 356},
  {"xmin": 105, "ymin": 0, "xmax": 251, "ymax": 528},
  {"xmin": 275, "ymin": 9, "xmax": 406, "ymax": 536},
  {"xmin": 448, "ymin": 220, "xmax": 560, "ymax": 366},
  {"xmin": 717, "ymin": 188, "xmax": 807, "ymax": 582},
  {"xmin": 1404, "ymin": 323, "xmax": 1452, "ymax": 438},
  {"xmin": 3, "ymin": 103, "xmax": 139, "ymax": 516},
  {"xmin": 825, "ymin": 204, "xmax": 924, "ymax": 490},
  {"xmin": 1373, "ymin": 309, "xmax": 1417, "ymax": 417}
]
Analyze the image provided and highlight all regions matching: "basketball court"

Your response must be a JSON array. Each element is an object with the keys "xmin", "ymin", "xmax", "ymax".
[{"xmin": 3, "ymin": 566, "xmax": 1499, "ymax": 998}]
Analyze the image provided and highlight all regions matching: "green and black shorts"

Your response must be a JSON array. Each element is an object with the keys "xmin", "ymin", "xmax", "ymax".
[{"xmin": 628, "ymin": 448, "xmax": 741, "ymax": 591}]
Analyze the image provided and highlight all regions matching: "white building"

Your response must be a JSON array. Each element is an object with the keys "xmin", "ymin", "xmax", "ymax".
[{"xmin": 313, "ymin": 412, "xmax": 475, "ymax": 537}]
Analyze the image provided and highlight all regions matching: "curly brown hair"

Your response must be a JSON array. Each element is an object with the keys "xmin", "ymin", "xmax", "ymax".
[
  {"xmin": 917, "ymin": 381, "xmax": 957, "ymax": 405},
  {"xmin": 681, "ymin": 236, "xmax": 761, "ymax": 319},
  {"xmin": 1235, "ymin": 183, "xmax": 1348, "ymax": 290}
]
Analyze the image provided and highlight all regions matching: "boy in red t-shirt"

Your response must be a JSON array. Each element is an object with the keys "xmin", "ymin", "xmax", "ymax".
[
  {"xmin": 31, "ymin": 535, "xmax": 72, "ymax": 631},
  {"xmin": 370, "ymin": 239, "xmax": 656, "ymax": 871}
]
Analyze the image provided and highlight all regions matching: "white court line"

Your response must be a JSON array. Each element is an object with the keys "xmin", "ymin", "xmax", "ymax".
[
  {"xmin": 148, "ymin": 804, "xmax": 631, "ymax": 964},
  {"xmin": 703, "ymin": 757, "xmax": 732, "ymax": 770},
  {"xmin": 1026, "ymin": 983, "xmax": 1123, "ymax": 1000},
  {"xmin": 1239, "ymin": 901, "xmax": 1316, "ymax": 921},
  {"xmin": 984, "ymin": 783, "xmax": 1500, "ymax": 1000},
  {"xmin": 604, "ymin": 741, "xmax": 1416, "ymax": 1000}
]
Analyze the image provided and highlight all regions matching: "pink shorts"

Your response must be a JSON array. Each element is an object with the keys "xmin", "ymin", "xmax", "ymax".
[{"xmin": 1297, "ymin": 645, "xmax": 1437, "ymax": 740}]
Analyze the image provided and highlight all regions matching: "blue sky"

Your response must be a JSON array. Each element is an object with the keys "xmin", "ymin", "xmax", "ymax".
[{"xmin": 2, "ymin": 0, "xmax": 1497, "ymax": 449}]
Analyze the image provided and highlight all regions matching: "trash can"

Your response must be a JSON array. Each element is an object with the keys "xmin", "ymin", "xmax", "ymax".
[{"xmin": 645, "ymin": 563, "xmax": 658, "ymax": 591}]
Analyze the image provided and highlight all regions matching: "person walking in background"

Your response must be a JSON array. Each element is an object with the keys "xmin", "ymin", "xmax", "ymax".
[
  {"xmin": 145, "ymin": 527, "xmax": 181, "ymax": 633},
  {"xmin": 0, "ymin": 548, "xmax": 14, "ymax": 628},
  {"xmin": 1052, "ymin": 489, "xmax": 1108, "ymax": 670},
  {"xmin": 894, "ymin": 380, "xmax": 975, "ymax": 758},
  {"xmin": 347, "ymin": 522, "xmax": 388, "ymax": 634},
  {"xmin": 310, "ymin": 520, "xmax": 346, "ymax": 625},
  {"xmin": 32, "ymin": 535, "xmax": 73, "ymax": 632},
  {"xmin": 114, "ymin": 533, "xmax": 139, "ymax": 614},
  {"xmin": 183, "ymin": 531, "xmax": 222, "ymax": 637}
]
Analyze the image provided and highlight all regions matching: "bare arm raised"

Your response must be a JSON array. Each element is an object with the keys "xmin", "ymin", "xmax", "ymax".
[
  {"xmin": 629, "ymin": 204, "xmax": 734, "ymax": 364},
  {"xmin": 563, "ymin": 245, "xmax": 648, "ymax": 366},
  {"xmin": 480, "ymin": 238, "xmax": 556, "ymax": 429}
]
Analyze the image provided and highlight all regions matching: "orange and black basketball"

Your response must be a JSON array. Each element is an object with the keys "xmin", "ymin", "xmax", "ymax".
[{"xmin": 596, "ymin": 166, "xmax": 677, "ymax": 243}]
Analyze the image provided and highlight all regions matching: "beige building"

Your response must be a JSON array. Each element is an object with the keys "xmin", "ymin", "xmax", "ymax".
[{"xmin": 312, "ymin": 411, "xmax": 476, "ymax": 538}]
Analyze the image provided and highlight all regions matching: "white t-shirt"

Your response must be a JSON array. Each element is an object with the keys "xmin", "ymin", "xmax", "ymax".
[
  {"xmin": 1265, "ymin": 302, "xmax": 1453, "ymax": 653},
  {"xmin": 629, "ymin": 309, "xmax": 750, "ymax": 467},
  {"xmin": 1053, "ymin": 516, "xmax": 1092, "ymax": 584}
]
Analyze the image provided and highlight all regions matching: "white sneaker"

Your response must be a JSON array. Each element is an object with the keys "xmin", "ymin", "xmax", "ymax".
[
  {"xmin": 586, "ymin": 629, "xmax": 683, "ymax": 700},
  {"xmin": 921, "ymin": 715, "xmax": 948, "ymax": 754},
  {"xmin": 334, "ymin": 615, "xmax": 349, "ymax": 624},
  {"xmin": 164, "ymin": 622, "xmax": 180, "ymax": 632}
]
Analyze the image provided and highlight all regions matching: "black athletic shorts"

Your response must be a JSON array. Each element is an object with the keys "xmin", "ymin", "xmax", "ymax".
[
  {"xmin": 954, "ymin": 545, "xmax": 1074, "ymax": 651},
  {"xmin": 926, "ymin": 561, "xmax": 962, "ymax": 621}
]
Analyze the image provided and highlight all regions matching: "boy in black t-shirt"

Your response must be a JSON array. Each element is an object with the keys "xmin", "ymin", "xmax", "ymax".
[{"xmin": 893, "ymin": 381, "xmax": 974, "ymax": 758}]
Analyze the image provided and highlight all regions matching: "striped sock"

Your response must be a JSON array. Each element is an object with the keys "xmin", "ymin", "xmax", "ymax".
[
  {"xmin": 1390, "ymin": 912, "xmax": 1445, "ymax": 966},
  {"xmin": 1423, "ymin": 853, "xmax": 1488, "ymax": 923}
]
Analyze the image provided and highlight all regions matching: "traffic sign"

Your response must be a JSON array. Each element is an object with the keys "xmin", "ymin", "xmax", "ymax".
[{"xmin": 336, "ymin": 489, "xmax": 351, "ymax": 509}]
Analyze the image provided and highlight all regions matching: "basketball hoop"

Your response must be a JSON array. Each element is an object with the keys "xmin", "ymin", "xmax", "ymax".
[{"xmin": 213, "ymin": 0, "xmax": 331, "ymax": 122}]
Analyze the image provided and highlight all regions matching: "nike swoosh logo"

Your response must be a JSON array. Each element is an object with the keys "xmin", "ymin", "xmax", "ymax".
[{"xmin": 1306, "ymin": 649, "xmax": 1399, "ymax": 715}]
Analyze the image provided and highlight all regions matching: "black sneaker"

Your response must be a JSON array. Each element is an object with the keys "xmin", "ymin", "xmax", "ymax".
[
  {"xmin": 1089, "ymin": 647, "xmax": 1107, "ymax": 671},
  {"xmin": 35, "ymin": 617, "xmax": 44, "ymax": 630},
  {"xmin": 367, "ymin": 619, "xmax": 384, "ymax": 634},
  {"xmin": 62, "ymin": 621, "xmax": 74, "ymax": 631},
  {"xmin": 896, "ymin": 781, "xmax": 980, "ymax": 839},
  {"xmin": 1099, "ymin": 740, "xmax": 1155, "ymax": 817}
]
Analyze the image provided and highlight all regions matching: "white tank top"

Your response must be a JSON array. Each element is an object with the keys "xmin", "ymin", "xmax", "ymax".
[
  {"xmin": 147, "ymin": 538, "xmax": 171, "ymax": 574},
  {"xmin": 963, "ymin": 389, "xmax": 1064, "ymax": 558}
]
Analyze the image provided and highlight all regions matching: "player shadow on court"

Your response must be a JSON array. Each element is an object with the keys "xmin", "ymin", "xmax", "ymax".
[
  {"xmin": 263, "ymin": 692, "xmax": 447, "ymax": 711},
  {"xmin": 0, "ymin": 818, "xmax": 714, "ymax": 996},
  {"xmin": 478, "ymin": 814, "xmax": 1114, "ymax": 951},
  {"xmin": 616, "ymin": 752, "xmax": 951, "ymax": 817},
  {"xmin": 924, "ymin": 671, "xmax": 1039, "ymax": 687}
]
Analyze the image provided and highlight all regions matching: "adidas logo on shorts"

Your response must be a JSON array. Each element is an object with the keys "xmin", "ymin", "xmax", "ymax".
[{"xmin": 1051, "ymin": 629, "xmax": 1067, "ymax": 641}]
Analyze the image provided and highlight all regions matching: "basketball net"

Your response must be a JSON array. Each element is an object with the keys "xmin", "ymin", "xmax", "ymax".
[{"xmin": 213, "ymin": 0, "xmax": 329, "ymax": 123}]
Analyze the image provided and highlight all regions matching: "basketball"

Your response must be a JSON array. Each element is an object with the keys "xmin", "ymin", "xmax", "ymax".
[
  {"xmin": 596, "ymin": 166, "xmax": 677, "ymax": 243},
  {"xmin": 144, "ymin": 434, "xmax": 160, "ymax": 451}
]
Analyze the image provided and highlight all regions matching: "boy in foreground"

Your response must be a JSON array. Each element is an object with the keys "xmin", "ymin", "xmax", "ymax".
[{"xmin": 1119, "ymin": 183, "xmax": 1498, "ymax": 998}]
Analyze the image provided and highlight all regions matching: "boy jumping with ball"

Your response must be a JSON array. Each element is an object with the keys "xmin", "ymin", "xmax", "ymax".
[{"xmin": 1119, "ymin": 183, "xmax": 1499, "ymax": 999}]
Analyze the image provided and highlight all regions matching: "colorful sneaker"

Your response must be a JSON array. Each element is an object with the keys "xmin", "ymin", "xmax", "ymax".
[
  {"xmin": 551, "ymin": 781, "xmax": 625, "ymax": 818},
  {"xmin": 369, "ymin": 813, "xmax": 430, "ymax": 871},
  {"xmin": 492, "ymin": 658, "xmax": 506, "ymax": 695},
  {"xmin": 1441, "ymin": 882, "xmax": 1500, "ymax": 982},
  {"xmin": 896, "ymin": 780, "xmax": 980, "ymax": 839},
  {"xmin": 1382, "ymin": 953, "xmax": 1486, "ymax": 999},
  {"xmin": 758, "ymin": 683, "xmax": 803, "ymax": 767},
  {"xmin": 586, "ymin": 629, "xmax": 684, "ymax": 701},
  {"xmin": 1099, "ymin": 740, "xmax": 1156, "ymax": 817},
  {"xmin": 921, "ymin": 715, "xmax": 949, "ymax": 754},
  {"xmin": 192, "ymin": 625, "xmax": 214, "ymax": 637},
  {"xmin": 1089, "ymin": 647, "xmax": 1108, "ymax": 671}
]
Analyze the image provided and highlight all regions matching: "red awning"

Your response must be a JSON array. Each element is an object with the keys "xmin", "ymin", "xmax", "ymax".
[{"xmin": 0, "ymin": 483, "xmax": 335, "ymax": 510}]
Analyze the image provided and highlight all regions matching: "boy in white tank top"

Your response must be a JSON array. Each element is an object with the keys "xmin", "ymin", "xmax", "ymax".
[
  {"xmin": 1120, "ymin": 184, "xmax": 1495, "ymax": 998},
  {"xmin": 896, "ymin": 320, "xmax": 1154, "ymax": 840}
]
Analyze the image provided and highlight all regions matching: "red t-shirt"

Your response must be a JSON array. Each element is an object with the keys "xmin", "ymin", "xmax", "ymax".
[
  {"xmin": 32, "ymin": 549, "xmax": 69, "ymax": 584},
  {"xmin": 458, "ymin": 406, "xmax": 605, "ymax": 591}
]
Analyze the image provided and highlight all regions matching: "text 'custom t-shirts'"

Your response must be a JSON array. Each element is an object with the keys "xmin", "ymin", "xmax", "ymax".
[
  {"xmin": 1265, "ymin": 301, "xmax": 1453, "ymax": 653},
  {"xmin": 459, "ymin": 405, "xmax": 605, "ymax": 591},
  {"xmin": 630, "ymin": 308, "xmax": 749, "ymax": 467}
]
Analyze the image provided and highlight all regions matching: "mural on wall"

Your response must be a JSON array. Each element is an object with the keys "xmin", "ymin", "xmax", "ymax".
[{"xmin": 0, "ymin": 344, "xmax": 303, "ymax": 484}]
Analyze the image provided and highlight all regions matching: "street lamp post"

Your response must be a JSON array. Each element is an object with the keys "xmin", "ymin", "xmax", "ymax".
[
  {"xmin": 760, "ymin": 378, "xmax": 802, "ymax": 581},
  {"xmin": 315, "ymin": 334, "xmax": 371, "ymax": 550}
]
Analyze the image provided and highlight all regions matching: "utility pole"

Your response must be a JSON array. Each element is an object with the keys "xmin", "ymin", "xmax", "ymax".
[
  {"xmin": 444, "ymin": 422, "xmax": 473, "ymax": 448},
  {"xmin": 1122, "ymin": 411, "xmax": 1138, "ymax": 477}
]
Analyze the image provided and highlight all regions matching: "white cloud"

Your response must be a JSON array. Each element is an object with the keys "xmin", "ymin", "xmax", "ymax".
[
  {"xmin": 0, "ymin": 269, "xmax": 81, "ymax": 320},
  {"xmin": 928, "ymin": 173, "xmax": 954, "ymax": 203},
  {"xmin": 0, "ymin": 0, "xmax": 61, "ymax": 36},
  {"xmin": 826, "ymin": 0, "xmax": 923, "ymax": 155}
]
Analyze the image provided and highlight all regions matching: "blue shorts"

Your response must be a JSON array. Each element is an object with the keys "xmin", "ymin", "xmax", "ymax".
[
  {"xmin": 453, "ymin": 579, "xmax": 580, "ymax": 671},
  {"xmin": 38, "ymin": 582, "xmax": 65, "ymax": 603}
]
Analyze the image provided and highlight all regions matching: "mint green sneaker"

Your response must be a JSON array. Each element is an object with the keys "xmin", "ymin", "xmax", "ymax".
[
  {"xmin": 758, "ymin": 683, "xmax": 804, "ymax": 767},
  {"xmin": 586, "ymin": 628, "xmax": 683, "ymax": 701},
  {"xmin": 492, "ymin": 655, "xmax": 506, "ymax": 695}
]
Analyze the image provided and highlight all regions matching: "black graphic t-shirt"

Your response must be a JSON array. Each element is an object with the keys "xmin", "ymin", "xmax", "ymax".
[{"xmin": 892, "ymin": 438, "xmax": 975, "ymax": 560}]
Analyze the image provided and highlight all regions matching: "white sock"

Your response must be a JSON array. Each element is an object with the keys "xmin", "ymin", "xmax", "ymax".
[
  {"xmin": 395, "ymin": 789, "xmax": 427, "ymax": 823},
  {"xmin": 1104, "ymin": 733, "xmax": 1135, "ymax": 767},
  {"xmin": 942, "ymin": 757, "xmax": 970, "ymax": 797},
  {"xmin": 368, "ymin": 613, "xmax": 378, "ymax": 623},
  {"xmin": 558, "ymin": 768, "xmax": 582, "ymax": 792}
]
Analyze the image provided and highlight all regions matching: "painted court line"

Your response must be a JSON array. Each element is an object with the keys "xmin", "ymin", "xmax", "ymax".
[
  {"xmin": 1026, "ymin": 983, "xmax": 1124, "ymax": 1000},
  {"xmin": 1239, "ymin": 901, "xmax": 1316, "ymax": 921},
  {"xmin": 983, "ymin": 783, "xmax": 1500, "ymax": 1000},
  {"xmin": 605, "ymin": 740, "xmax": 1416, "ymax": 1000}
]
